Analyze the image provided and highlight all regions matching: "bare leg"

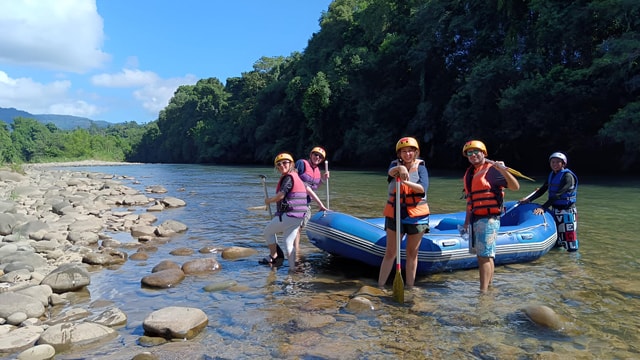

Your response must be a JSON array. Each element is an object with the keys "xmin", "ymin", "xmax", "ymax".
[
  {"xmin": 378, "ymin": 229, "xmax": 398, "ymax": 287},
  {"xmin": 404, "ymin": 233, "xmax": 422, "ymax": 287},
  {"xmin": 478, "ymin": 256, "xmax": 494, "ymax": 292},
  {"xmin": 268, "ymin": 243, "xmax": 278, "ymax": 259},
  {"xmin": 294, "ymin": 228, "xmax": 301, "ymax": 263}
]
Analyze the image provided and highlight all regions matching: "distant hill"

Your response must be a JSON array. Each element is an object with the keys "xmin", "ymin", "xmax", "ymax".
[{"xmin": 0, "ymin": 107, "xmax": 114, "ymax": 130}]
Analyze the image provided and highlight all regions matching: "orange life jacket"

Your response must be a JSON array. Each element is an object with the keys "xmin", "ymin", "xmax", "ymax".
[
  {"xmin": 383, "ymin": 160, "xmax": 430, "ymax": 219},
  {"xmin": 463, "ymin": 162, "xmax": 504, "ymax": 217}
]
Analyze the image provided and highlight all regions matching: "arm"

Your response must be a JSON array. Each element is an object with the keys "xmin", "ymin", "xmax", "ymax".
[
  {"xmin": 401, "ymin": 163, "xmax": 428, "ymax": 194},
  {"xmin": 295, "ymin": 160, "xmax": 305, "ymax": 175},
  {"xmin": 540, "ymin": 172, "xmax": 574, "ymax": 209},
  {"xmin": 524, "ymin": 183, "xmax": 548, "ymax": 203},
  {"xmin": 492, "ymin": 161, "xmax": 520, "ymax": 191},
  {"xmin": 388, "ymin": 162, "xmax": 409, "ymax": 181},
  {"xmin": 305, "ymin": 185, "xmax": 328, "ymax": 211},
  {"xmin": 265, "ymin": 191, "xmax": 285, "ymax": 205},
  {"xmin": 265, "ymin": 176, "xmax": 291, "ymax": 205}
]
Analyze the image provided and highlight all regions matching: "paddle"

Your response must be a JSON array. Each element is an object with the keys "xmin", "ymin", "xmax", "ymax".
[
  {"xmin": 504, "ymin": 188, "xmax": 539, "ymax": 215},
  {"xmin": 486, "ymin": 159, "xmax": 535, "ymax": 182},
  {"xmin": 392, "ymin": 177, "xmax": 404, "ymax": 303},
  {"xmin": 260, "ymin": 175, "xmax": 273, "ymax": 217},
  {"xmin": 324, "ymin": 160, "xmax": 330, "ymax": 209},
  {"xmin": 260, "ymin": 174, "xmax": 284, "ymax": 264}
]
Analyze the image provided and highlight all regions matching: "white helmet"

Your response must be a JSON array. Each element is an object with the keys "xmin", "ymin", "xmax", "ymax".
[{"xmin": 549, "ymin": 152, "xmax": 567, "ymax": 164}]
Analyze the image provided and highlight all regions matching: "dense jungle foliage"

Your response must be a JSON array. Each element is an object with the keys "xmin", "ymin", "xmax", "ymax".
[
  {"xmin": 3, "ymin": 0, "xmax": 639, "ymax": 175},
  {"xmin": 130, "ymin": 0, "xmax": 640, "ymax": 174},
  {"xmin": 0, "ymin": 118, "xmax": 145, "ymax": 164}
]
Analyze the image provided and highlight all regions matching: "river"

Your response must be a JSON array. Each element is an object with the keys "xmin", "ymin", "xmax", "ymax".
[{"xmin": 49, "ymin": 164, "xmax": 639, "ymax": 359}]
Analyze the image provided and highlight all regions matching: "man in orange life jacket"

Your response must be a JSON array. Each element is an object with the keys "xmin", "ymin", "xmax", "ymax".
[
  {"xmin": 520, "ymin": 152, "xmax": 579, "ymax": 252},
  {"xmin": 462, "ymin": 140, "xmax": 520, "ymax": 293}
]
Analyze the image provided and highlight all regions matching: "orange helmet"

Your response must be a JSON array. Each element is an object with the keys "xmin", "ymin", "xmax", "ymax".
[
  {"xmin": 274, "ymin": 152, "xmax": 294, "ymax": 165},
  {"xmin": 462, "ymin": 140, "xmax": 487, "ymax": 156},
  {"xmin": 310, "ymin": 146, "xmax": 326, "ymax": 159},
  {"xmin": 395, "ymin": 137, "xmax": 420, "ymax": 152}
]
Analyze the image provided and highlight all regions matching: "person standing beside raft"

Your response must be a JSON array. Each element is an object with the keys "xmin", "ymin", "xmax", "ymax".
[
  {"xmin": 520, "ymin": 152, "xmax": 579, "ymax": 251},
  {"xmin": 294, "ymin": 146, "xmax": 330, "ymax": 261},
  {"xmin": 261, "ymin": 153, "xmax": 328, "ymax": 271},
  {"xmin": 378, "ymin": 137, "xmax": 430, "ymax": 289},
  {"xmin": 462, "ymin": 140, "xmax": 520, "ymax": 293}
]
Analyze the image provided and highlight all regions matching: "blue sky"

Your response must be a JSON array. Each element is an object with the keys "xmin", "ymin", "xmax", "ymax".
[{"xmin": 0, "ymin": 0, "xmax": 332, "ymax": 124}]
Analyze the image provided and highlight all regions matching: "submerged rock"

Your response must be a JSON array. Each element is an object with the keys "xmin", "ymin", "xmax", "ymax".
[{"xmin": 521, "ymin": 304, "xmax": 565, "ymax": 330}]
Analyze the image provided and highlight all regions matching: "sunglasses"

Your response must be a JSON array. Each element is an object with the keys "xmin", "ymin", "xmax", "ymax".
[
  {"xmin": 276, "ymin": 161, "xmax": 291, "ymax": 167},
  {"xmin": 465, "ymin": 149, "xmax": 482, "ymax": 156},
  {"xmin": 311, "ymin": 152, "xmax": 324, "ymax": 158}
]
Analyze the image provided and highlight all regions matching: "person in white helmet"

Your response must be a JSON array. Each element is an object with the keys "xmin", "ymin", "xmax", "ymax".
[{"xmin": 520, "ymin": 152, "xmax": 579, "ymax": 252}]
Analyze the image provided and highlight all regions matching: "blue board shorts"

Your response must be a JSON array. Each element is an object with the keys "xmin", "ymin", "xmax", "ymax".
[{"xmin": 472, "ymin": 216, "xmax": 500, "ymax": 258}]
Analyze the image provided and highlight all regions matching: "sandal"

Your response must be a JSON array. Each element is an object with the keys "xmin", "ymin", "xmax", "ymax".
[{"xmin": 259, "ymin": 255, "xmax": 283, "ymax": 267}]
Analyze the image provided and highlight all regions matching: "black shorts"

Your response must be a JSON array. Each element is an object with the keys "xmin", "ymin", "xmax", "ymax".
[{"xmin": 384, "ymin": 217, "xmax": 429, "ymax": 234}]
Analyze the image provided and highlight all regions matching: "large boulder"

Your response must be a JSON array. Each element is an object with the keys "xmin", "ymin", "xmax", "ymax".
[
  {"xmin": 0, "ymin": 292, "xmax": 46, "ymax": 319},
  {"xmin": 141, "ymin": 268, "xmax": 185, "ymax": 288},
  {"xmin": 37, "ymin": 322, "xmax": 118, "ymax": 353},
  {"xmin": 142, "ymin": 306, "xmax": 208, "ymax": 340},
  {"xmin": 40, "ymin": 264, "xmax": 91, "ymax": 293}
]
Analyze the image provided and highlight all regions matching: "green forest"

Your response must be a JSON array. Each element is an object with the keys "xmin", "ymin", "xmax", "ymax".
[{"xmin": 2, "ymin": 0, "xmax": 639, "ymax": 174}]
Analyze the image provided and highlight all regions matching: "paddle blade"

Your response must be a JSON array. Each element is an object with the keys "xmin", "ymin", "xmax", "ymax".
[
  {"xmin": 392, "ymin": 264, "xmax": 404, "ymax": 303},
  {"xmin": 507, "ymin": 168, "xmax": 535, "ymax": 182}
]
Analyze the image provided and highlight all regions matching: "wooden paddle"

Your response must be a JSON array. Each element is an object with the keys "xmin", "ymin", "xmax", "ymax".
[
  {"xmin": 392, "ymin": 177, "xmax": 404, "ymax": 303},
  {"xmin": 486, "ymin": 159, "xmax": 535, "ymax": 182}
]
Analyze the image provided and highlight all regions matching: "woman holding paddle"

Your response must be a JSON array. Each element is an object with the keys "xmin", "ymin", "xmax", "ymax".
[
  {"xmin": 261, "ymin": 152, "xmax": 327, "ymax": 271},
  {"xmin": 378, "ymin": 137, "xmax": 430, "ymax": 292},
  {"xmin": 462, "ymin": 140, "xmax": 520, "ymax": 293}
]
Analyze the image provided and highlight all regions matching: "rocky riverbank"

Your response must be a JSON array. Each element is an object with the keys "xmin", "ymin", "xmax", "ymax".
[
  {"xmin": 0, "ymin": 162, "xmax": 394, "ymax": 359},
  {"xmin": 0, "ymin": 163, "xmax": 220, "ymax": 359}
]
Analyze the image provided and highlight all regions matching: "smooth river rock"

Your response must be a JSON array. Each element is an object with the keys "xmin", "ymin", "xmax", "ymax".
[{"xmin": 142, "ymin": 306, "xmax": 208, "ymax": 340}]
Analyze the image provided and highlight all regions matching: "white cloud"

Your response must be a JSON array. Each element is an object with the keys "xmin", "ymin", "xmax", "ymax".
[
  {"xmin": 91, "ymin": 69, "xmax": 160, "ymax": 88},
  {"xmin": 133, "ymin": 75, "xmax": 199, "ymax": 113},
  {"xmin": 0, "ymin": 0, "xmax": 109, "ymax": 73},
  {"xmin": 0, "ymin": 70, "xmax": 102, "ymax": 118},
  {"xmin": 48, "ymin": 100, "xmax": 100, "ymax": 118}
]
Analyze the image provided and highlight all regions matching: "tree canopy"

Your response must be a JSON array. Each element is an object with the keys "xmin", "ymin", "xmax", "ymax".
[{"xmin": 6, "ymin": 0, "xmax": 639, "ymax": 175}]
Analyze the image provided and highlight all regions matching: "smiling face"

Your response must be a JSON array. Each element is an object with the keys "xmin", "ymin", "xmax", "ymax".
[
  {"xmin": 309, "ymin": 151, "xmax": 325, "ymax": 166},
  {"xmin": 549, "ymin": 158, "xmax": 565, "ymax": 172},
  {"xmin": 275, "ymin": 159, "xmax": 292, "ymax": 174},
  {"xmin": 465, "ymin": 148, "xmax": 485, "ymax": 165},
  {"xmin": 398, "ymin": 146, "xmax": 419, "ymax": 164}
]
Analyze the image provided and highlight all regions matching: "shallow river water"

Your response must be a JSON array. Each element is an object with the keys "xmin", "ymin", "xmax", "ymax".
[{"xmin": 46, "ymin": 164, "xmax": 639, "ymax": 359}]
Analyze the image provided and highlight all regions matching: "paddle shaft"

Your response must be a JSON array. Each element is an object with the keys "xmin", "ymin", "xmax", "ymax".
[
  {"xmin": 486, "ymin": 159, "xmax": 535, "ymax": 182},
  {"xmin": 324, "ymin": 160, "xmax": 329, "ymax": 209},
  {"xmin": 504, "ymin": 188, "xmax": 539, "ymax": 215},
  {"xmin": 392, "ymin": 177, "xmax": 404, "ymax": 303},
  {"xmin": 260, "ymin": 175, "xmax": 272, "ymax": 217}
]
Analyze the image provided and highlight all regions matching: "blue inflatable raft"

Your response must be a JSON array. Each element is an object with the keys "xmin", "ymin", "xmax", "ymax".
[{"xmin": 306, "ymin": 202, "xmax": 557, "ymax": 274}]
